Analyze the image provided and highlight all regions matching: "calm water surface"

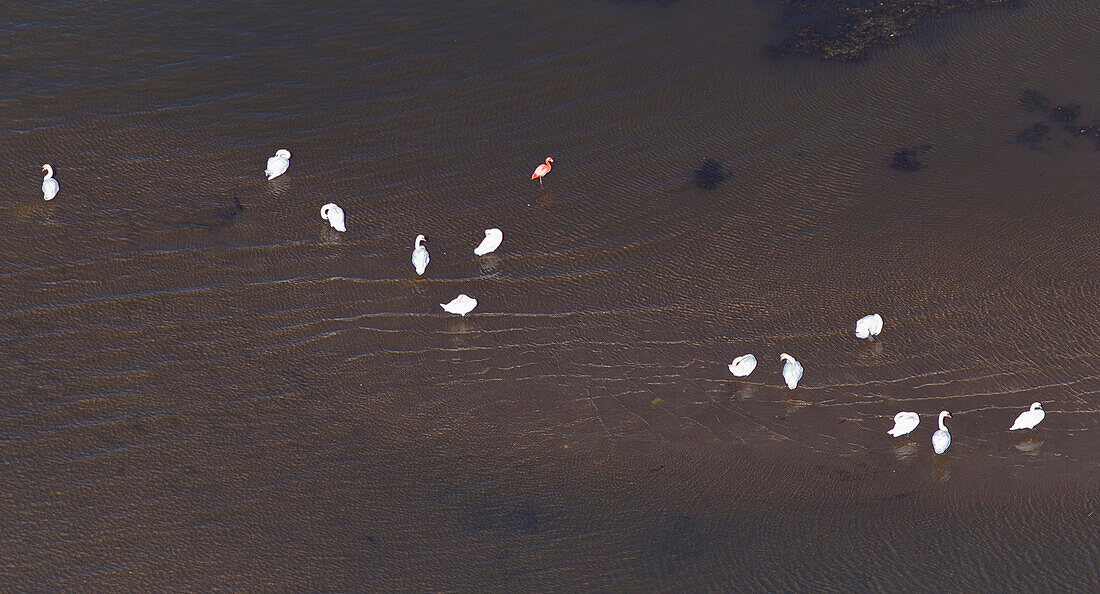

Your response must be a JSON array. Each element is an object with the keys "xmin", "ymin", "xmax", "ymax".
[{"xmin": 2, "ymin": 0, "xmax": 1099, "ymax": 589}]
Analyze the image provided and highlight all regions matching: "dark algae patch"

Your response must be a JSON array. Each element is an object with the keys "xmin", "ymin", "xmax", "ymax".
[
  {"xmin": 693, "ymin": 159, "xmax": 728, "ymax": 190},
  {"xmin": 1012, "ymin": 90, "xmax": 1100, "ymax": 151},
  {"xmin": 890, "ymin": 144, "xmax": 932, "ymax": 172},
  {"xmin": 1013, "ymin": 123, "xmax": 1051, "ymax": 151},
  {"xmin": 773, "ymin": 0, "xmax": 1015, "ymax": 61}
]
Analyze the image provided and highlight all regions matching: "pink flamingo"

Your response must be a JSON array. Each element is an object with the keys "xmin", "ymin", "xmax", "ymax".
[{"xmin": 531, "ymin": 157, "xmax": 553, "ymax": 185}]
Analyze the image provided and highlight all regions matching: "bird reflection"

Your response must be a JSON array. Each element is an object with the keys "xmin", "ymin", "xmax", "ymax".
[
  {"xmin": 320, "ymin": 226, "xmax": 345, "ymax": 245},
  {"xmin": 478, "ymin": 253, "xmax": 503, "ymax": 276},
  {"xmin": 932, "ymin": 453, "xmax": 951, "ymax": 482},
  {"xmin": 728, "ymin": 382, "xmax": 759, "ymax": 402},
  {"xmin": 892, "ymin": 442, "xmax": 918, "ymax": 462},
  {"xmin": 856, "ymin": 339, "xmax": 884, "ymax": 360},
  {"xmin": 1012, "ymin": 435, "xmax": 1044, "ymax": 456}
]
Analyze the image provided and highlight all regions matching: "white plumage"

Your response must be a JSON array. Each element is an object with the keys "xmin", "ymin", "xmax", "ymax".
[
  {"xmin": 441, "ymin": 294, "xmax": 477, "ymax": 316},
  {"xmin": 728, "ymin": 354, "xmax": 757, "ymax": 377},
  {"xmin": 474, "ymin": 228, "xmax": 503, "ymax": 256},
  {"xmin": 41, "ymin": 164, "xmax": 59, "ymax": 201},
  {"xmin": 412, "ymin": 235, "xmax": 430, "ymax": 275},
  {"xmin": 1009, "ymin": 402, "xmax": 1045, "ymax": 431},
  {"xmin": 779, "ymin": 353, "xmax": 803, "ymax": 390},
  {"xmin": 932, "ymin": 410, "xmax": 952, "ymax": 454},
  {"xmin": 320, "ymin": 203, "xmax": 346, "ymax": 232},
  {"xmin": 855, "ymin": 313, "xmax": 883, "ymax": 340},
  {"xmin": 887, "ymin": 412, "xmax": 920, "ymax": 437},
  {"xmin": 265, "ymin": 149, "xmax": 291, "ymax": 180}
]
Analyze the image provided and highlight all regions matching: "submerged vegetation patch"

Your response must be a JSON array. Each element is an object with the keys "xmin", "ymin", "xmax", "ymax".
[{"xmin": 771, "ymin": 0, "xmax": 1015, "ymax": 62}]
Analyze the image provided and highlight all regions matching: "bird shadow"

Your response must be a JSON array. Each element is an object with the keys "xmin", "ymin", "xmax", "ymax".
[{"xmin": 174, "ymin": 196, "xmax": 245, "ymax": 232}]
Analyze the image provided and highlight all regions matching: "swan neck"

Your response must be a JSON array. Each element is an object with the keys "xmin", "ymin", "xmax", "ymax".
[
  {"xmin": 938, "ymin": 413, "xmax": 948, "ymax": 430},
  {"xmin": 43, "ymin": 165, "xmax": 53, "ymax": 179}
]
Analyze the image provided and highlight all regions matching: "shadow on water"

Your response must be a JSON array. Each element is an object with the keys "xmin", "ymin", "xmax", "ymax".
[{"xmin": 175, "ymin": 196, "xmax": 245, "ymax": 232}]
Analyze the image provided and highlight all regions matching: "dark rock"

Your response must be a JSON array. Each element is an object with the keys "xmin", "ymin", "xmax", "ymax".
[{"xmin": 771, "ymin": 0, "xmax": 1015, "ymax": 62}]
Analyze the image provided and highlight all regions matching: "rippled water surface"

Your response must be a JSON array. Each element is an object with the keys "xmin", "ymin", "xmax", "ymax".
[{"xmin": 3, "ymin": 0, "xmax": 1099, "ymax": 589}]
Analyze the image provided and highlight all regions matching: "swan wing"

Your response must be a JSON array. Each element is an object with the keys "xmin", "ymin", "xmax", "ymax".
[
  {"xmin": 328, "ymin": 206, "xmax": 346, "ymax": 232},
  {"xmin": 266, "ymin": 156, "xmax": 289, "ymax": 180},
  {"xmin": 1010, "ymin": 409, "xmax": 1044, "ymax": 430},
  {"xmin": 782, "ymin": 360, "xmax": 803, "ymax": 389},
  {"xmin": 888, "ymin": 412, "xmax": 919, "ymax": 436},
  {"xmin": 932, "ymin": 429, "xmax": 951, "ymax": 454},
  {"xmin": 441, "ymin": 295, "xmax": 477, "ymax": 316},
  {"xmin": 42, "ymin": 179, "xmax": 59, "ymax": 200},
  {"xmin": 728, "ymin": 354, "xmax": 757, "ymax": 377},
  {"xmin": 413, "ymin": 247, "xmax": 429, "ymax": 275},
  {"xmin": 474, "ymin": 229, "xmax": 503, "ymax": 256}
]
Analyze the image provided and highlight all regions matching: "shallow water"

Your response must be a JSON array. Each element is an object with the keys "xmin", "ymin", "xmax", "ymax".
[{"xmin": 2, "ymin": 0, "xmax": 1098, "ymax": 589}]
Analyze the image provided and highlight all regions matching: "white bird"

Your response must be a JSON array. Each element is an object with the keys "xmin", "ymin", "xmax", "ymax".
[
  {"xmin": 474, "ymin": 228, "xmax": 503, "ymax": 256},
  {"xmin": 41, "ymin": 164, "xmax": 59, "ymax": 201},
  {"xmin": 265, "ymin": 149, "xmax": 291, "ymax": 180},
  {"xmin": 779, "ymin": 353, "xmax": 803, "ymax": 390},
  {"xmin": 728, "ymin": 354, "xmax": 757, "ymax": 377},
  {"xmin": 441, "ymin": 294, "xmax": 477, "ymax": 316},
  {"xmin": 320, "ymin": 203, "xmax": 346, "ymax": 232},
  {"xmin": 1009, "ymin": 402, "xmax": 1045, "ymax": 431},
  {"xmin": 412, "ymin": 234, "xmax": 430, "ymax": 275},
  {"xmin": 855, "ymin": 313, "xmax": 883, "ymax": 340},
  {"xmin": 887, "ymin": 412, "xmax": 920, "ymax": 438},
  {"xmin": 932, "ymin": 410, "xmax": 952, "ymax": 454}
]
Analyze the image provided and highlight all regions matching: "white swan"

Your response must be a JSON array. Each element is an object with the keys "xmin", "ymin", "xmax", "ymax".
[
  {"xmin": 855, "ymin": 313, "xmax": 883, "ymax": 340},
  {"xmin": 41, "ymin": 164, "xmax": 59, "ymax": 201},
  {"xmin": 474, "ymin": 228, "xmax": 503, "ymax": 256},
  {"xmin": 932, "ymin": 410, "xmax": 952, "ymax": 454},
  {"xmin": 441, "ymin": 294, "xmax": 477, "ymax": 316},
  {"xmin": 728, "ymin": 354, "xmax": 757, "ymax": 377},
  {"xmin": 779, "ymin": 353, "xmax": 803, "ymax": 390},
  {"xmin": 1009, "ymin": 402, "xmax": 1045, "ymax": 431},
  {"xmin": 887, "ymin": 412, "xmax": 920, "ymax": 437},
  {"xmin": 412, "ymin": 235, "xmax": 430, "ymax": 275},
  {"xmin": 265, "ymin": 149, "xmax": 291, "ymax": 180},
  {"xmin": 320, "ymin": 203, "xmax": 346, "ymax": 232}
]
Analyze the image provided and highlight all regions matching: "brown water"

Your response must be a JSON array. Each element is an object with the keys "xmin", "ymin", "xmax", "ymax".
[{"xmin": 2, "ymin": 0, "xmax": 1099, "ymax": 589}]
